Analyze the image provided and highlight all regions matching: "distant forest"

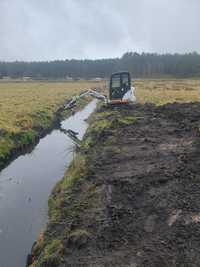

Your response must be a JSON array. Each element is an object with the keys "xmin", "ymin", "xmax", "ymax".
[{"xmin": 1, "ymin": 52, "xmax": 200, "ymax": 79}]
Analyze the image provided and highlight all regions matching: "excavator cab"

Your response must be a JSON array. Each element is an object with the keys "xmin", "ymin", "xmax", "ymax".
[{"xmin": 109, "ymin": 72, "xmax": 132, "ymax": 104}]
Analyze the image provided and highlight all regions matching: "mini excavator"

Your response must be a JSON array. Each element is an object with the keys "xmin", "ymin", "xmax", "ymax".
[
  {"xmin": 62, "ymin": 72, "xmax": 136, "ymax": 145},
  {"xmin": 65, "ymin": 72, "xmax": 135, "ymax": 109}
]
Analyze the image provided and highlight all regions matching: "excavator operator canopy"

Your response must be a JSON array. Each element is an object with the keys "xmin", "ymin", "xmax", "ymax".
[{"xmin": 109, "ymin": 72, "xmax": 131, "ymax": 104}]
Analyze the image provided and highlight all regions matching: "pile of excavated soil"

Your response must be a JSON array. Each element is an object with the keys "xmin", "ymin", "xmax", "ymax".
[{"xmin": 29, "ymin": 102, "xmax": 200, "ymax": 267}]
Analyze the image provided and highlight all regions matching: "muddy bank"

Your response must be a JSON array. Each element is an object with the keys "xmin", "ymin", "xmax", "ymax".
[
  {"xmin": 28, "ymin": 102, "xmax": 200, "ymax": 267},
  {"xmin": 0, "ymin": 98, "xmax": 89, "ymax": 172}
]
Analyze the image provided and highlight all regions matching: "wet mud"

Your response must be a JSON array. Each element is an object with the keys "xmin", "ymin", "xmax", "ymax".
[{"xmin": 29, "ymin": 102, "xmax": 200, "ymax": 267}]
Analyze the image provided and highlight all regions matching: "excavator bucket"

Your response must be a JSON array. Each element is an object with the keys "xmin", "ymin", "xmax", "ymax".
[{"xmin": 109, "ymin": 72, "xmax": 134, "ymax": 104}]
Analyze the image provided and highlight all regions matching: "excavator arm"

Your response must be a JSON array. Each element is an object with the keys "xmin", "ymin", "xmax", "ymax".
[
  {"xmin": 61, "ymin": 88, "xmax": 107, "ymax": 147},
  {"xmin": 64, "ymin": 89, "xmax": 107, "ymax": 110}
]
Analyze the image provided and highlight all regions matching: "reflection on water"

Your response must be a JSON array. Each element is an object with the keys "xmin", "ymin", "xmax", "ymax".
[{"xmin": 0, "ymin": 100, "xmax": 97, "ymax": 267}]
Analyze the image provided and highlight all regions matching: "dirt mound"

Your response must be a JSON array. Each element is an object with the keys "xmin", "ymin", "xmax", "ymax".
[{"xmin": 29, "ymin": 102, "xmax": 200, "ymax": 267}]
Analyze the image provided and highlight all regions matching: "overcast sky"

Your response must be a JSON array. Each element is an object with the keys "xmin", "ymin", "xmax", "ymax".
[{"xmin": 0, "ymin": 0, "xmax": 200, "ymax": 61}]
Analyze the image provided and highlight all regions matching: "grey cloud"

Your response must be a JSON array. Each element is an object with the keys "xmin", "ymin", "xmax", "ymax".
[{"xmin": 0, "ymin": 0, "xmax": 200, "ymax": 61}]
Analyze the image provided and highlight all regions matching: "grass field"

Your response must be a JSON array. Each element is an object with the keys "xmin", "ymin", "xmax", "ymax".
[
  {"xmin": 1, "ymin": 79, "xmax": 200, "ymax": 169},
  {"xmin": 0, "ymin": 81, "xmax": 103, "ymax": 133},
  {"xmin": 1, "ymin": 79, "xmax": 200, "ymax": 133},
  {"xmin": 135, "ymin": 79, "xmax": 200, "ymax": 105},
  {"xmin": 0, "ymin": 80, "xmax": 103, "ymax": 168}
]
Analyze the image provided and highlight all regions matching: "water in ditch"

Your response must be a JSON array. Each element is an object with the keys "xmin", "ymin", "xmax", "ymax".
[{"xmin": 0, "ymin": 100, "xmax": 97, "ymax": 267}]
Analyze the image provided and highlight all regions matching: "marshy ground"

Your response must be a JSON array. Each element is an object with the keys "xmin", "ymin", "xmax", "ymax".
[
  {"xmin": 1, "ymin": 79, "xmax": 200, "ymax": 266},
  {"xmin": 29, "ymin": 100, "xmax": 200, "ymax": 266}
]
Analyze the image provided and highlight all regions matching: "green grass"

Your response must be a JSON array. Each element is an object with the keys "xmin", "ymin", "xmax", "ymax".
[
  {"xmin": 82, "ymin": 108, "xmax": 138, "ymax": 151},
  {"xmin": 31, "ymin": 238, "xmax": 63, "ymax": 267},
  {"xmin": 48, "ymin": 154, "xmax": 87, "ymax": 221},
  {"xmin": 30, "ymin": 152, "xmax": 93, "ymax": 266}
]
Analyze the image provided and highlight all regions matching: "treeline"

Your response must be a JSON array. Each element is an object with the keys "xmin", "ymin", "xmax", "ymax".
[{"xmin": 1, "ymin": 52, "xmax": 200, "ymax": 79}]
